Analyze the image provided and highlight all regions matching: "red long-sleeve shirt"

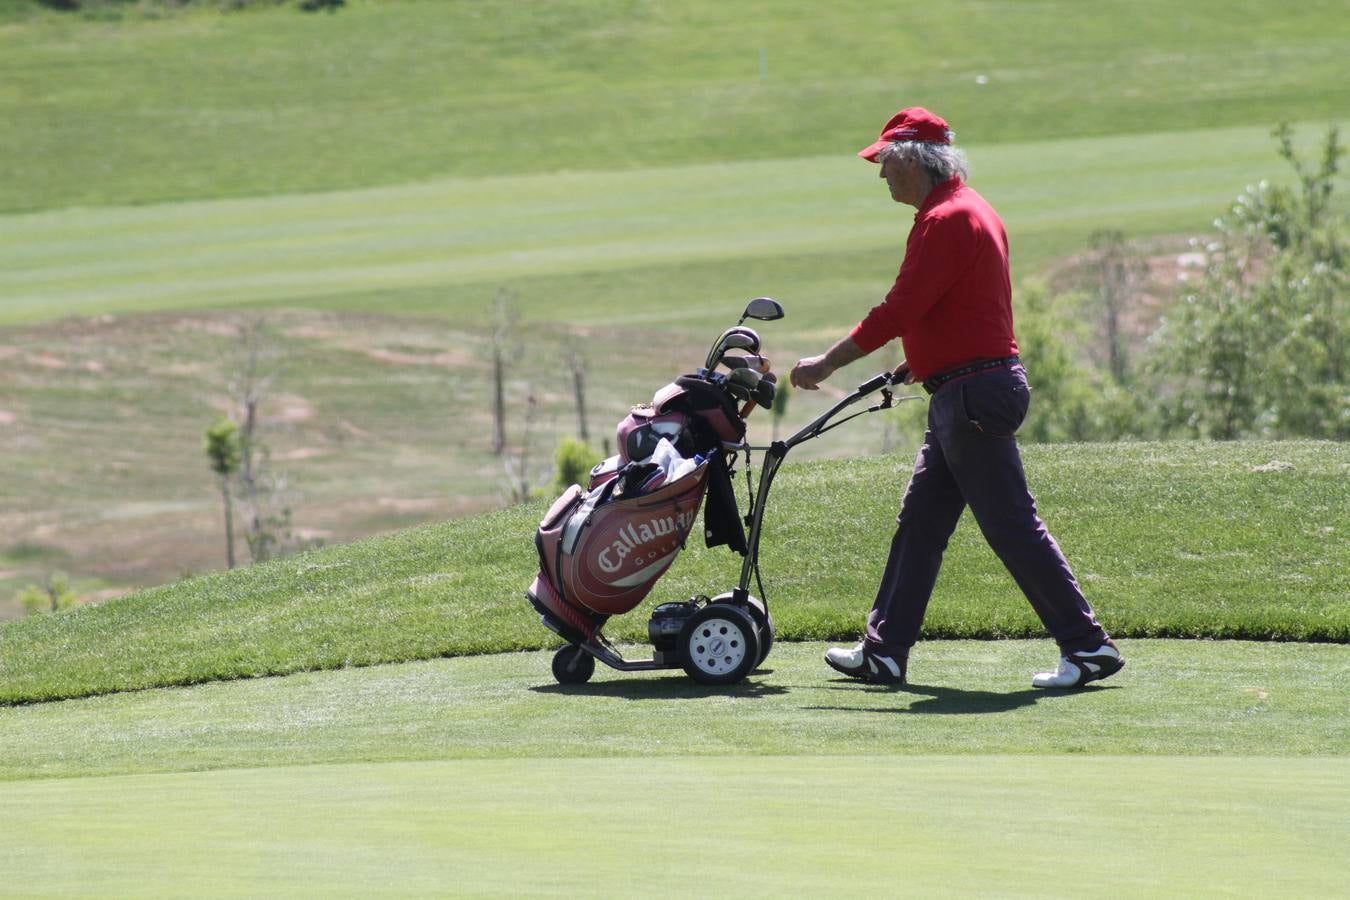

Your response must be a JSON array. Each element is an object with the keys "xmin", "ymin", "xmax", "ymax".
[{"xmin": 849, "ymin": 177, "xmax": 1018, "ymax": 381}]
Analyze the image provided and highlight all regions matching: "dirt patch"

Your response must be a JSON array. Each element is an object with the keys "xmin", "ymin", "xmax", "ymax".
[
  {"xmin": 339, "ymin": 419, "xmax": 374, "ymax": 438},
  {"xmin": 1043, "ymin": 234, "xmax": 1210, "ymax": 354},
  {"xmin": 268, "ymin": 394, "xmax": 315, "ymax": 424},
  {"xmin": 283, "ymin": 314, "xmax": 480, "ymax": 369},
  {"xmin": 81, "ymin": 588, "xmax": 132, "ymax": 605},
  {"xmin": 0, "ymin": 306, "xmax": 664, "ymax": 600},
  {"xmin": 363, "ymin": 347, "xmax": 476, "ymax": 368},
  {"xmin": 377, "ymin": 497, "xmax": 444, "ymax": 513},
  {"xmin": 278, "ymin": 447, "xmax": 328, "ymax": 461},
  {"xmin": 171, "ymin": 317, "xmax": 252, "ymax": 338}
]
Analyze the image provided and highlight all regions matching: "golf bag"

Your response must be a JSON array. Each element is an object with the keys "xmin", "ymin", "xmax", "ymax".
[{"xmin": 528, "ymin": 375, "xmax": 750, "ymax": 642}]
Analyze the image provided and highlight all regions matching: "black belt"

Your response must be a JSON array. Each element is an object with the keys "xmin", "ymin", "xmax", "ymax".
[{"xmin": 922, "ymin": 356, "xmax": 1020, "ymax": 395}]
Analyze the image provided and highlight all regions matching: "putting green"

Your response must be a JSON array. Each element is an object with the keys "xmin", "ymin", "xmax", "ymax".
[
  {"xmin": 3, "ymin": 755, "xmax": 1346, "ymax": 896},
  {"xmin": 4, "ymin": 641, "xmax": 1347, "ymax": 778}
]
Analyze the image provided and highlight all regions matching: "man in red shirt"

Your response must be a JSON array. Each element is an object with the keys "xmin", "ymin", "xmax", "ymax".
[{"xmin": 790, "ymin": 107, "xmax": 1123, "ymax": 689}]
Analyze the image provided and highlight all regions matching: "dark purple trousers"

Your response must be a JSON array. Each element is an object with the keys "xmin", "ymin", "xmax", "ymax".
[{"xmin": 864, "ymin": 364, "xmax": 1107, "ymax": 656}]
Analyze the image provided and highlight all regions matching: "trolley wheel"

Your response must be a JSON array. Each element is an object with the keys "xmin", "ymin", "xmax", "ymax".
[
  {"xmin": 680, "ymin": 604, "xmax": 760, "ymax": 686},
  {"xmin": 552, "ymin": 644, "xmax": 595, "ymax": 684},
  {"xmin": 710, "ymin": 594, "xmax": 775, "ymax": 665},
  {"xmin": 742, "ymin": 595, "xmax": 775, "ymax": 665}
]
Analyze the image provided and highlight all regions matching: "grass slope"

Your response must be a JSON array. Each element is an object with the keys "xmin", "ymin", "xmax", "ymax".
[
  {"xmin": 2, "ymin": 0, "xmax": 1347, "ymax": 212},
  {"xmin": 2, "ymin": 442, "xmax": 1344, "ymax": 705},
  {"xmin": 2, "ymin": 0, "xmax": 1345, "ymax": 609},
  {"xmin": 3, "ymin": 755, "xmax": 1347, "ymax": 896}
]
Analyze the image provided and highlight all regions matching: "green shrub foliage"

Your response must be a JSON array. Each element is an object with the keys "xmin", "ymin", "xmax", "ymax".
[
  {"xmin": 16, "ymin": 572, "xmax": 77, "ymax": 616},
  {"xmin": 552, "ymin": 437, "xmax": 602, "ymax": 495},
  {"xmin": 1149, "ymin": 126, "xmax": 1346, "ymax": 439}
]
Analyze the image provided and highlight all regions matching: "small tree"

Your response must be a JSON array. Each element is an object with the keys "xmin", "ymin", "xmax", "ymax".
[
  {"xmin": 1014, "ymin": 283, "xmax": 1100, "ymax": 442},
  {"xmin": 502, "ymin": 390, "xmax": 540, "ymax": 504},
  {"xmin": 17, "ymin": 572, "xmax": 77, "ymax": 616},
  {"xmin": 490, "ymin": 289, "xmax": 518, "ymax": 456},
  {"xmin": 223, "ymin": 317, "xmax": 302, "ymax": 563},
  {"xmin": 1087, "ymin": 229, "xmax": 1148, "ymax": 385},
  {"xmin": 552, "ymin": 436, "xmax": 602, "ymax": 494},
  {"xmin": 204, "ymin": 417, "xmax": 241, "ymax": 569},
  {"xmin": 1150, "ymin": 125, "xmax": 1346, "ymax": 439},
  {"xmin": 563, "ymin": 331, "xmax": 591, "ymax": 445}
]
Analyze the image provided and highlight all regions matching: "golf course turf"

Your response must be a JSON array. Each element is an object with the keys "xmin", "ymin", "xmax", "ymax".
[
  {"xmin": 2, "ymin": 0, "xmax": 1347, "ymax": 894},
  {"xmin": 3, "ymin": 641, "xmax": 1347, "ymax": 894}
]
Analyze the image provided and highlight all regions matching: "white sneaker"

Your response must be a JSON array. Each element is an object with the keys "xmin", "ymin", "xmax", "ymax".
[
  {"xmin": 825, "ymin": 643, "xmax": 906, "ymax": 684},
  {"xmin": 1032, "ymin": 642, "xmax": 1124, "ymax": 689}
]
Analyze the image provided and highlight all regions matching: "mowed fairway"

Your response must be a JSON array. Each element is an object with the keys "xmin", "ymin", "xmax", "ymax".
[
  {"xmin": 2, "ymin": 124, "xmax": 1342, "ymax": 327},
  {"xmin": 2, "ymin": 641, "xmax": 1348, "ymax": 895}
]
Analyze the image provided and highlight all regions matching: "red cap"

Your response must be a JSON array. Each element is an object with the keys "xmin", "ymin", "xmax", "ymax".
[{"xmin": 858, "ymin": 107, "xmax": 951, "ymax": 161}]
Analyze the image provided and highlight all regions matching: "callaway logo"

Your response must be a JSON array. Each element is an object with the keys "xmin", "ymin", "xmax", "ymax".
[{"xmin": 596, "ymin": 510, "xmax": 695, "ymax": 573}]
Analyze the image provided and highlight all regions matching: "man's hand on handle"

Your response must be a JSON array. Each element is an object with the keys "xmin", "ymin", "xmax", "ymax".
[
  {"xmin": 891, "ymin": 360, "xmax": 916, "ymax": 385},
  {"xmin": 790, "ymin": 335, "xmax": 869, "ymax": 391}
]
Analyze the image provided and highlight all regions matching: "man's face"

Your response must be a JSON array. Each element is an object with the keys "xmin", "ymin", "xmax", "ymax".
[{"xmin": 879, "ymin": 155, "xmax": 922, "ymax": 206}]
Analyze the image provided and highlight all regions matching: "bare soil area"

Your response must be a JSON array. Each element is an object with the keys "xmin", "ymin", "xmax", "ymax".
[{"xmin": 0, "ymin": 308, "xmax": 677, "ymax": 617}]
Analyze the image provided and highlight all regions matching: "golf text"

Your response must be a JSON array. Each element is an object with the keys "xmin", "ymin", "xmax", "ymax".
[{"xmin": 596, "ymin": 510, "xmax": 695, "ymax": 573}]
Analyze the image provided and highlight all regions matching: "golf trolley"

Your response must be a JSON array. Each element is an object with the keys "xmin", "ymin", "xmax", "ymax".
[{"xmin": 526, "ymin": 297, "xmax": 919, "ymax": 686}]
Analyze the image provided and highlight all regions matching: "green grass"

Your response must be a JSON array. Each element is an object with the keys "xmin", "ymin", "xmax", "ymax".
[
  {"xmin": 3, "ymin": 641, "xmax": 1347, "ymax": 779},
  {"xmin": 2, "ymin": 641, "xmax": 1346, "ymax": 894},
  {"xmin": 1, "ymin": 0, "xmax": 1347, "ymax": 212},
  {"xmin": 2, "ymin": 4, "xmax": 1346, "ymax": 892},
  {"xmin": 2, "ymin": 442, "xmax": 1344, "ymax": 705},
  {"xmin": 4, "ymin": 124, "xmax": 1346, "ymax": 327},
  {"xmin": 2, "ymin": 0, "xmax": 1346, "ymax": 608},
  {"xmin": 4, "ymin": 754, "xmax": 1345, "ymax": 897}
]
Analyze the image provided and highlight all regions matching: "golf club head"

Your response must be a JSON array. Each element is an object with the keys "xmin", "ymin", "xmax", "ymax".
[
  {"xmin": 726, "ymin": 366, "xmax": 763, "ymax": 392},
  {"xmin": 704, "ymin": 327, "xmax": 761, "ymax": 370},
  {"xmin": 751, "ymin": 377, "xmax": 776, "ymax": 410},
  {"xmin": 723, "ymin": 380, "xmax": 753, "ymax": 403},
  {"xmin": 720, "ymin": 353, "xmax": 771, "ymax": 374},
  {"xmin": 739, "ymin": 297, "xmax": 785, "ymax": 324}
]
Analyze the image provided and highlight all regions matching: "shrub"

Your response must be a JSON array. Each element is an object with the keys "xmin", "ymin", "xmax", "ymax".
[
  {"xmin": 552, "ymin": 436, "xmax": 602, "ymax": 495},
  {"xmin": 17, "ymin": 572, "xmax": 77, "ymax": 616},
  {"xmin": 1148, "ymin": 125, "xmax": 1347, "ymax": 439}
]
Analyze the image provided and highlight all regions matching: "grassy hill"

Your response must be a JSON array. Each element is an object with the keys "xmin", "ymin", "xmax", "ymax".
[
  {"xmin": 2, "ymin": 441, "xmax": 1345, "ymax": 705},
  {"xmin": 2, "ymin": 0, "xmax": 1347, "ymax": 212},
  {"xmin": 2, "ymin": 4, "xmax": 1346, "ymax": 892},
  {"xmin": 1, "ymin": 0, "xmax": 1346, "ymax": 607}
]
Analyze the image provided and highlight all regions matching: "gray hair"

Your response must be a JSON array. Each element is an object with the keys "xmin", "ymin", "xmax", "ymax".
[{"xmin": 878, "ymin": 139, "xmax": 970, "ymax": 186}]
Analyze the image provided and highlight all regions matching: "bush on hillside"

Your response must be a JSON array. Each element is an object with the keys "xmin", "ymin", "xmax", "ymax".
[
  {"xmin": 552, "ymin": 437, "xmax": 602, "ymax": 495},
  {"xmin": 1147, "ymin": 125, "xmax": 1347, "ymax": 439},
  {"xmin": 1015, "ymin": 283, "xmax": 1148, "ymax": 442},
  {"xmin": 16, "ymin": 572, "xmax": 77, "ymax": 616}
]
